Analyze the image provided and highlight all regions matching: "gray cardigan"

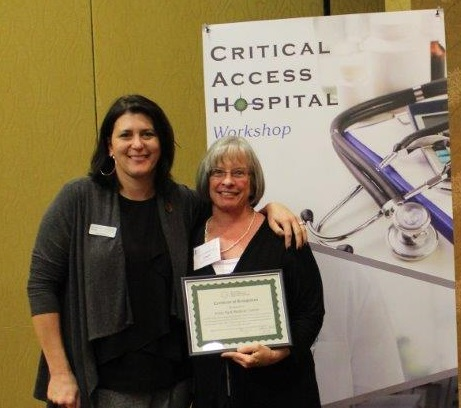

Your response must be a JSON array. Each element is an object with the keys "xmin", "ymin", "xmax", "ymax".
[{"xmin": 27, "ymin": 177, "xmax": 205, "ymax": 406}]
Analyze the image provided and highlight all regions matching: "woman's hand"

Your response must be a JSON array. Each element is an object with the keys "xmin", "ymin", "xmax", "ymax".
[
  {"xmin": 48, "ymin": 371, "xmax": 81, "ymax": 408},
  {"xmin": 221, "ymin": 343, "xmax": 290, "ymax": 369},
  {"xmin": 260, "ymin": 202, "xmax": 307, "ymax": 248},
  {"xmin": 32, "ymin": 313, "xmax": 81, "ymax": 408}
]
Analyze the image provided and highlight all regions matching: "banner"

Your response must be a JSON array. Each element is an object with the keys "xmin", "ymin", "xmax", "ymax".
[{"xmin": 202, "ymin": 10, "xmax": 457, "ymax": 405}]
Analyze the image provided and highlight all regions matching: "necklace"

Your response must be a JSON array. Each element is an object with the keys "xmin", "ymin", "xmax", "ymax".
[{"xmin": 205, "ymin": 210, "xmax": 256, "ymax": 254}]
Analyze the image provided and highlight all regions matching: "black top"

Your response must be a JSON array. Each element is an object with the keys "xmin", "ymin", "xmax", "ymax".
[
  {"xmin": 94, "ymin": 195, "xmax": 190, "ymax": 392},
  {"xmin": 190, "ymin": 220, "xmax": 324, "ymax": 408}
]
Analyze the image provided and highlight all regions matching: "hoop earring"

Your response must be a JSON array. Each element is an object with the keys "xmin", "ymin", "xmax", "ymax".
[{"xmin": 100, "ymin": 155, "xmax": 116, "ymax": 176}]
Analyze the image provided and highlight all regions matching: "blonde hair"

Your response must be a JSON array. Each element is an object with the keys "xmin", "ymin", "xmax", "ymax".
[{"xmin": 196, "ymin": 136, "xmax": 265, "ymax": 207}]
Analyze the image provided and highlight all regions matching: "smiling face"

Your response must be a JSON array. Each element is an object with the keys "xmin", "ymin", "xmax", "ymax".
[
  {"xmin": 209, "ymin": 155, "xmax": 252, "ymax": 213},
  {"xmin": 108, "ymin": 112, "xmax": 161, "ymax": 189}
]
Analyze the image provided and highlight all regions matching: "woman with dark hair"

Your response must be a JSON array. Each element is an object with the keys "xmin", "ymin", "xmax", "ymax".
[
  {"xmin": 27, "ymin": 95, "xmax": 307, "ymax": 408},
  {"xmin": 92, "ymin": 95, "xmax": 175, "ymax": 193}
]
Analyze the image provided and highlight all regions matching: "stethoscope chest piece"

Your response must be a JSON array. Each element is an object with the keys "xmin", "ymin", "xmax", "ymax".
[{"xmin": 387, "ymin": 202, "xmax": 438, "ymax": 261}]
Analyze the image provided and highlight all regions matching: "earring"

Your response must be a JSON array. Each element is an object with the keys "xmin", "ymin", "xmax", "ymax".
[{"xmin": 100, "ymin": 155, "xmax": 116, "ymax": 176}]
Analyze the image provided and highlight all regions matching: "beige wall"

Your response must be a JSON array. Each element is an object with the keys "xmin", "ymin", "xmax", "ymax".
[{"xmin": 0, "ymin": 1, "xmax": 459, "ymax": 407}]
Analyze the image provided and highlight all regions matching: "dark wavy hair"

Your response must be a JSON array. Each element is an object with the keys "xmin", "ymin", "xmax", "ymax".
[{"xmin": 89, "ymin": 95, "xmax": 175, "ymax": 194}]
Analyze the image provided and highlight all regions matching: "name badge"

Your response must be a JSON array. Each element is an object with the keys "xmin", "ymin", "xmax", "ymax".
[
  {"xmin": 89, "ymin": 224, "xmax": 117, "ymax": 238},
  {"xmin": 193, "ymin": 238, "xmax": 221, "ymax": 270}
]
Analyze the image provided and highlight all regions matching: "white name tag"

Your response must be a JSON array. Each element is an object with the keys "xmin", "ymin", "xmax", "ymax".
[
  {"xmin": 89, "ymin": 224, "xmax": 117, "ymax": 238},
  {"xmin": 193, "ymin": 238, "xmax": 221, "ymax": 270}
]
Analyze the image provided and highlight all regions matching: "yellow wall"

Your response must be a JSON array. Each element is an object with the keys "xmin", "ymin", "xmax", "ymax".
[
  {"xmin": 411, "ymin": 0, "xmax": 461, "ymax": 388},
  {"xmin": 1, "ymin": 1, "xmax": 459, "ymax": 407},
  {"xmin": 386, "ymin": 0, "xmax": 412, "ymax": 11},
  {"xmin": 90, "ymin": 0, "xmax": 324, "ymax": 187},
  {"xmin": 0, "ymin": 2, "xmax": 95, "ymax": 407},
  {"xmin": 331, "ymin": 0, "xmax": 385, "ymax": 14},
  {"xmin": 0, "ymin": 1, "xmax": 324, "ymax": 407}
]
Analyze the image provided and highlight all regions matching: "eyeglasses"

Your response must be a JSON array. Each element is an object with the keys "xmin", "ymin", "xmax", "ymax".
[{"xmin": 209, "ymin": 168, "xmax": 251, "ymax": 179}]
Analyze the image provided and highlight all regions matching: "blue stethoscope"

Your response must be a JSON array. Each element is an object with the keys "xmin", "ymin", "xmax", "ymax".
[{"xmin": 301, "ymin": 78, "xmax": 451, "ymax": 261}]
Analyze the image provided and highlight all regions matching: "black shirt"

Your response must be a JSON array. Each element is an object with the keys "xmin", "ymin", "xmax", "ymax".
[{"xmin": 94, "ymin": 195, "xmax": 190, "ymax": 392}]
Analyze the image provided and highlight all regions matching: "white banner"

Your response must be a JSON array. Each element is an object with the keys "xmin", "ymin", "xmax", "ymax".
[{"xmin": 202, "ymin": 10, "xmax": 456, "ymax": 405}]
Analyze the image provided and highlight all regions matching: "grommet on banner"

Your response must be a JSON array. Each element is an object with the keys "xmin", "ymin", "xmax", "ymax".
[{"xmin": 204, "ymin": 24, "xmax": 210, "ymax": 33}]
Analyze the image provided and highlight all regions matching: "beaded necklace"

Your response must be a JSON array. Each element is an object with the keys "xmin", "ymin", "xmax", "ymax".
[{"xmin": 205, "ymin": 211, "xmax": 256, "ymax": 254}]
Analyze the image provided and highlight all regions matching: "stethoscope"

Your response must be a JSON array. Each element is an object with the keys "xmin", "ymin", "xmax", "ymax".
[{"xmin": 301, "ymin": 78, "xmax": 452, "ymax": 261}]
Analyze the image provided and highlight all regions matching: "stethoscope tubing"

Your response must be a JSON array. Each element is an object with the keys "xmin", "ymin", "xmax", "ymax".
[
  {"xmin": 328, "ymin": 78, "xmax": 452, "ymax": 243},
  {"xmin": 330, "ymin": 78, "xmax": 447, "ymax": 133},
  {"xmin": 344, "ymin": 132, "xmax": 453, "ymax": 243},
  {"xmin": 394, "ymin": 121, "xmax": 448, "ymax": 152},
  {"xmin": 332, "ymin": 131, "xmax": 401, "ymax": 207}
]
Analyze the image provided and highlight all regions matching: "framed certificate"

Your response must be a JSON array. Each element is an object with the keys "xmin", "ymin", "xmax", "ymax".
[{"xmin": 181, "ymin": 269, "xmax": 291, "ymax": 355}]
